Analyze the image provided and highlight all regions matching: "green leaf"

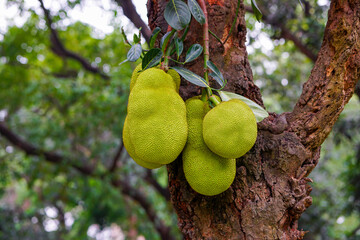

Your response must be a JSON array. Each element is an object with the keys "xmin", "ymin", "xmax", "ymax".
[
  {"xmin": 251, "ymin": 0, "xmax": 262, "ymax": 22},
  {"xmin": 133, "ymin": 33, "xmax": 140, "ymax": 44},
  {"xmin": 218, "ymin": 90, "xmax": 268, "ymax": 122},
  {"xmin": 187, "ymin": 0, "xmax": 205, "ymax": 25},
  {"xmin": 174, "ymin": 37, "xmax": 184, "ymax": 60},
  {"xmin": 149, "ymin": 27, "xmax": 161, "ymax": 48},
  {"xmin": 142, "ymin": 48, "xmax": 163, "ymax": 70},
  {"xmin": 207, "ymin": 60, "xmax": 225, "ymax": 87},
  {"xmin": 160, "ymin": 30, "xmax": 176, "ymax": 52},
  {"xmin": 171, "ymin": 66, "xmax": 209, "ymax": 87},
  {"xmin": 185, "ymin": 44, "xmax": 203, "ymax": 63},
  {"xmin": 209, "ymin": 73, "xmax": 225, "ymax": 89},
  {"xmin": 127, "ymin": 44, "xmax": 142, "ymax": 62},
  {"xmin": 164, "ymin": 0, "xmax": 191, "ymax": 30}
]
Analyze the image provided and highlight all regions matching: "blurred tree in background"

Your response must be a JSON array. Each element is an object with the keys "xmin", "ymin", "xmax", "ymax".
[{"xmin": 0, "ymin": 0, "xmax": 359, "ymax": 239}]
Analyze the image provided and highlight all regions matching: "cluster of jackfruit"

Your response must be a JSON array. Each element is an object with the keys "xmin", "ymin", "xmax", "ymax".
[
  {"xmin": 182, "ymin": 97, "xmax": 257, "ymax": 196},
  {"xmin": 123, "ymin": 65, "xmax": 187, "ymax": 168},
  {"xmin": 123, "ymin": 66, "xmax": 257, "ymax": 196},
  {"xmin": 182, "ymin": 97, "xmax": 236, "ymax": 196}
]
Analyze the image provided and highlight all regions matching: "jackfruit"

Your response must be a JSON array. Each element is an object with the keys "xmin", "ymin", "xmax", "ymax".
[
  {"xmin": 125, "ymin": 68, "xmax": 187, "ymax": 165},
  {"xmin": 129, "ymin": 63, "xmax": 143, "ymax": 91},
  {"xmin": 202, "ymin": 99, "xmax": 257, "ymax": 159},
  {"xmin": 167, "ymin": 69, "xmax": 181, "ymax": 92},
  {"xmin": 183, "ymin": 97, "xmax": 236, "ymax": 196},
  {"xmin": 130, "ymin": 64, "xmax": 180, "ymax": 92},
  {"xmin": 123, "ymin": 117, "xmax": 163, "ymax": 169}
]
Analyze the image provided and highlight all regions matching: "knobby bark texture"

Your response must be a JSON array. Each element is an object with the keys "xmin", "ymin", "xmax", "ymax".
[{"xmin": 148, "ymin": 0, "xmax": 360, "ymax": 239}]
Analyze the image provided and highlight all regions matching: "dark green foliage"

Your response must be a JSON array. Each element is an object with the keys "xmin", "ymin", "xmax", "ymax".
[
  {"xmin": 164, "ymin": 0, "xmax": 191, "ymax": 30},
  {"xmin": 0, "ymin": 8, "xmax": 180, "ymax": 239},
  {"xmin": 171, "ymin": 66, "xmax": 208, "ymax": 87},
  {"xmin": 142, "ymin": 48, "xmax": 163, "ymax": 70}
]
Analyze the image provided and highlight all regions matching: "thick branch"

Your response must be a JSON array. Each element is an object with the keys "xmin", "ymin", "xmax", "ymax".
[
  {"xmin": 0, "ymin": 122, "xmax": 173, "ymax": 240},
  {"xmin": 287, "ymin": 0, "xmax": 360, "ymax": 149},
  {"xmin": 0, "ymin": 122, "xmax": 94, "ymax": 175},
  {"xmin": 114, "ymin": 0, "xmax": 152, "ymax": 43},
  {"xmin": 38, "ymin": 0, "xmax": 110, "ymax": 80}
]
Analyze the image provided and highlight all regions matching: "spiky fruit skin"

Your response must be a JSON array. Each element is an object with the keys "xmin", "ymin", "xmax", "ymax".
[
  {"xmin": 130, "ymin": 64, "xmax": 181, "ymax": 92},
  {"xmin": 129, "ymin": 63, "xmax": 143, "ymax": 91},
  {"xmin": 123, "ymin": 117, "xmax": 163, "ymax": 169},
  {"xmin": 183, "ymin": 97, "xmax": 236, "ymax": 196},
  {"xmin": 126, "ymin": 68, "xmax": 187, "ymax": 165},
  {"xmin": 202, "ymin": 99, "xmax": 257, "ymax": 159},
  {"xmin": 167, "ymin": 69, "xmax": 181, "ymax": 92}
]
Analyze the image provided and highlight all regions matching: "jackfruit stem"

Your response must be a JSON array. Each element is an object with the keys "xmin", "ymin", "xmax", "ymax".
[
  {"xmin": 161, "ymin": 28, "xmax": 176, "ymax": 71},
  {"xmin": 209, "ymin": 95, "xmax": 221, "ymax": 106},
  {"xmin": 198, "ymin": 0, "xmax": 213, "ymax": 102}
]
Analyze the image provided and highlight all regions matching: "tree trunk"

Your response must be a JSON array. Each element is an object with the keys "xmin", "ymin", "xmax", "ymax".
[{"xmin": 147, "ymin": 0, "xmax": 360, "ymax": 239}]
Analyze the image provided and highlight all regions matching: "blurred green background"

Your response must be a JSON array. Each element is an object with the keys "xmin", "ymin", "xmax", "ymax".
[{"xmin": 0, "ymin": 0, "xmax": 359, "ymax": 239}]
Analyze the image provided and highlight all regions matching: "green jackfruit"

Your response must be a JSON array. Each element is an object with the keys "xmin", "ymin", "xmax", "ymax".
[
  {"xmin": 123, "ymin": 117, "xmax": 163, "ymax": 169},
  {"xmin": 167, "ymin": 69, "xmax": 181, "ymax": 92},
  {"xmin": 202, "ymin": 99, "xmax": 257, "ymax": 159},
  {"xmin": 126, "ymin": 68, "xmax": 187, "ymax": 165},
  {"xmin": 130, "ymin": 64, "xmax": 180, "ymax": 92},
  {"xmin": 183, "ymin": 97, "xmax": 236, "ymax": 196},
  {"xmin": 129, "ymin": 63, "xmax": 143, "ymax": 91}
]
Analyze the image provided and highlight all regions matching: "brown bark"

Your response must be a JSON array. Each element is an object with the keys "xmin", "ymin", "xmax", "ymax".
[{"xmin": 147, "ymin": 0, "xmax": 360, "ymax": 239}]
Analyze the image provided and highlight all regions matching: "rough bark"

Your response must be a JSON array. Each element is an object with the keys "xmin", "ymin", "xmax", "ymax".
[{"xmin": 148, "ymin": 0, "xmax": 360, "ymax": 239}]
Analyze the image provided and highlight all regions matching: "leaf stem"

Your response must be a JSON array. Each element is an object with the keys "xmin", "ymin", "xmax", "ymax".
[
  {"xmin": 223, "ymin": 0, "xmax": 241, "ymax": 45},
  {"xmin": 208, "ymin": 29, "xmax": 224, "ymax": 46},
  {"xmin": 180, "ymin": 25, "xmax": 190, "ymax": 41},
  {"xmin": 161, "ymin": 28, "xmax": 176, "ymax": 71},
  {"xmin": 121, "ymin": 27, "xmax": 132, "ymax": 46},
  {"xmin": 169, "ymin": 58, "xmax": 185, "ymax": 65},
  {"xmin": 198, "ymin": 0, "xmax": 214, "ymax": 99}
]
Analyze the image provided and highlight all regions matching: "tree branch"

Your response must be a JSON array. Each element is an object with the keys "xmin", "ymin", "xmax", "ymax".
[
  {"xmin": 108, "ymin": 142, "xmax": 124, "ymax": 172},
  {"xmin": 0, "ymin": 122, "xmax": 174, "ymax": 240},
  {"xmin": 245, "ymin": 5, "xmax": 318, "ymax": 62},
  {"xmin": 114, "ymin": 0, "xmax": 152, "ymax": 43},
  {"xmin": 38, "ymin": 0, "xmax": 110, "ymax": 80},
  {"xmin": 0, "ymin": 122, "xmax": 94, "ymax": 175},
  {"xmin": 144, "ymin": 170, "xmax": 171, "ymax": 201},
  {"xmin": 112, "ymin": 179, "xmax": 175, "ymax": 240},
  {"xmin": 287, "ymin": 0, "xmax": 360, "ymax": 149}
]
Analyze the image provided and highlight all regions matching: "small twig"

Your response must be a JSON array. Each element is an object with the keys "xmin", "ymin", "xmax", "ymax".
[
  {"xmin": 112, "ymin": 178, "xmax": 175, "ymax": 240},
  {"xmin": 108, "ymin": 142, "xmax": 124, "ymax": 172},
  {"xmin": 38, "ymin": 0, "xmax": 110, "ymax": 80},
  {"xmin": 144, "ymin": 170, "xmax": 170, "ymax": 201}
]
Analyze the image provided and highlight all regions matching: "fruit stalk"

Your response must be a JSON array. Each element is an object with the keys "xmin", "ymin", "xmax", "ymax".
[
  {"xmin": 162, "ymin": 27, "xmax": 176, "ymax": 71},
  {"xmin": 198, "ymin": 0, "xmax": 219, "ymax": 106}
]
